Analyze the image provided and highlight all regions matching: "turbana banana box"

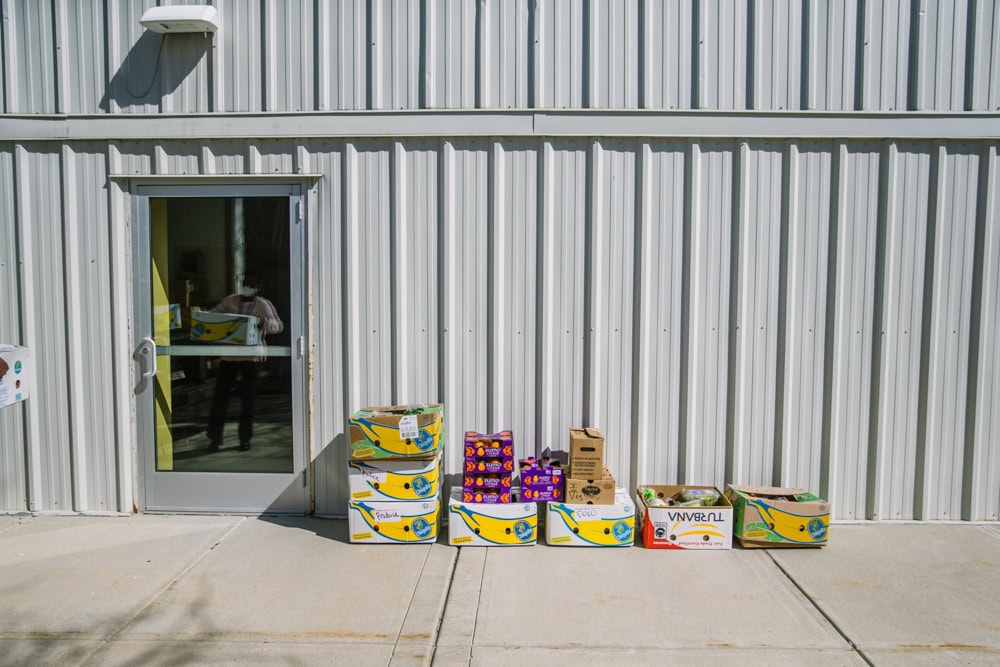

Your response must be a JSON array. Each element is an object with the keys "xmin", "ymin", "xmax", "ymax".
[
  {"xmin": 637, "ymin": 485, "xmax": 733, "ymax": 550},
  {"xmin": 545, "ymin": 489, "xmax": 635, "ymax": 547},
  {"xmin": 447, "ymin": 488, "xmax": 537, "ymax": 546},
  {"xmin": 348, "ymin": 497, "xmax": 441, "ymax": 544},
  {"xmin": 347, "ymin": 454, "xmax": 441, "ymax": 502}
]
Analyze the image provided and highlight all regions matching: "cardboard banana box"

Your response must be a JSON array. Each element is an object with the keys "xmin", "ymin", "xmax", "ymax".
[
  {"xmin": 348, "ymin": 498, "xmax": 440, "ymax": 544},
  {"xmin": 726, "ymin": 484, "xmax": 830, "ymax": 547},
  {"xmin": 349, "ymin": 404, "xmax": 444, "ymax": 460},
  {"xmin": 448, "ymin": 488, "xmax": 537, "ymax": 546},
  {"xmin": 545, "ymin": 489, "xmax": 635, "ymax": 547},
  {"xmin": 347, "ymin": 454, "xmax": 441, "ymax": 501}
]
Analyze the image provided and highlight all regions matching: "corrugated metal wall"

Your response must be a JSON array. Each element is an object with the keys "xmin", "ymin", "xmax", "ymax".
[
  {"xmin": 1, "ymin": 0, "xmax": 999, "ymax": 520},
  {"xmin": 3, "ymin": 137, "xmax": 999, "ymax": 520},
  {"xmin": 4, "ymin": 0, "xmax": 1000, "ymax": 114}
]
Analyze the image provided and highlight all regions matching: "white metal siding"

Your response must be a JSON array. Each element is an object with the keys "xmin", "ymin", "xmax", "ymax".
[{"xmin": 5, "ymin": 0, "xmax": 1000, "ymax": 114}]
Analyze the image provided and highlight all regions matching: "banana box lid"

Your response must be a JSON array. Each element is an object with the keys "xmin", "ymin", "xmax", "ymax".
[
  {"xmin": 545, "ymin": 489, "xmax": 635, "ymax": 547},
  {"xmin": 448, "ymin": 487, "xmax": 537, "ymax": 547}
]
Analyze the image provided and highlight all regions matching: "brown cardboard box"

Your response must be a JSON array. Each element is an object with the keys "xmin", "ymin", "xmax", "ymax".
[
  {"xmin": 565, "ymin": 467, "xmax": 616, "ymax": 504},
  {"xmin": 569, "ymin": 427, "xmax": 604, "ymax": 478},
  {"xmin": 636, "ymin": 485, "xmax": 733, "ymax": 550}
]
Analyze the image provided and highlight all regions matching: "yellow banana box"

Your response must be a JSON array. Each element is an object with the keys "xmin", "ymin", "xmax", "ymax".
[
  {"xmin": 348, "ymin": 454, "xmax": 441, "ymax": 501},
  {"xmin": 726, "ymin": 484, "xmax": 830, "ymax": 548},
  {"xmin": 545, "ymin": 489, "xmax": 635, "ymax": 547},
  {"xmin": 637, "ymin": 485, "xmax": 733, "ymax": 550},
  {"xmin": 348, "ymin": 497, "xmax": 440, "ymax": 544},
  {"xmin": 447, "ymin": 488, "xmax": 537, "ymax": 546},
  {"xmin": 349, "ymin": 404, "xmax": 444, "ymax": 460},
  {"xmin": 190, "ymin": 311, "xmax": 261, "ymax": 345}
]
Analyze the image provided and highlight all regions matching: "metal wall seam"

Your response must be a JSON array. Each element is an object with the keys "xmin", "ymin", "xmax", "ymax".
[
  {"xmin": 15, "ymin": 144, "xmax": 72, "ymax": 512},
  {"xmin": 751, "ymin": 0, "xmax": 802, "ymax": 111},
  {"xmin": 683, "ymin": 141, "xmax": 733, "ymax": 487},
  {"xmin": 805, "ymin": 0, "xmax": 857, "ymax": 110},
  {"xmin": 967, "ymin": 0, "xmax": 1000, "ymax": 111},
  {"xmin": 912, "ymin": 0, "xmax": 968, "ymax": 111},
  {"xmin": 106, "ymin": 142, "xmax": 134, "ymax": 514},
  {"xmin": 919, "ymin": 143, "xmax": 978, "ymax": 519},
  {"xmin": 696, "ymin": 0, "xmax": 747, "ymax": 110},
  {"xmin": 642, "ymin": 0, "xmax": 692, "ymax": 110},
  {"xmin": 969, "ymin": 143, "xmax": 1000, "ymax": 520},
  {"xmin": 729, "ymin": 140, "xmax": 781, "ymax": 487},
  {"xmin": 536, "ymin": 140, "xmax": 586, "ymax": 455},
  {"xmin": 392, "ymin": 140, "xmax": 439, "ymax": 404},
  {"xmin": 310, "ymin": 142, "xmax": 346, "ymax": 514},
  {"xmin": 6, "ymin": 0, "xmax": 56, "ymax": 113},
  {"xmin": 0, "ymin": 146, "xmax": 27, "ymax": 510},
  {"xmin": 489, "ymin": 140, "xmax": 537, "ymax": 459},
  {"xmin": 262, "ymin": 0, "xmax": 312, "ymax": 112},
  {"xmin": 779, "ymin": 143, "xmax": 832, "ymax": 491},
  {"xmin": 586, "ymin": 139, "xmax": 636, "ymax": 487},
  {"xmin": 871, "ymin": 142, "xmax": 931, "ymax": 520},
  {"xmin": 630, "ymin": 140, "xmax": 684, "ymax": 486},
  {"xmin": 216, "ymin": 0, "xmax": 262, "ymax": 113},
  {"xmin": 535, "ymin": 0, "xmax": 582, "ymax": 109},
  {"xmin": 61, "ymin": 144, "xmax": 89, "ymax": 510},
  {"xmin": 439, "ymin": 139, "xmax": 488, "ymax": 482},
  {"xmin": 860, "ymin": 0, "xmax": 910, "ymax": 111},
  {"xmin": 828, "ymin": 142, "xmax": 879, "ymax": 520},
  {"xmin": 587, "ymin": 0, "xmax": 639, "ymax": 109}
]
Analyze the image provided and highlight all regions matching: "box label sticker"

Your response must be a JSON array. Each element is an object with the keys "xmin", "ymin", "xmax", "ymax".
[
  {"xmin": 452, "ymin": 535, "xmax": 473, "ymax": 544},
  {"xmin": 351, "ymin": 490, "xmax": 374, "ymax": 500},
  {"xmin": 574, "ymin": 507, "xmax": 601, "ymax": 521},
  {"xmin": 399, "ymin": 415, "xmax": 418, "ymax": 439},
  {"xmin": 353, "ymin": 532, "xmax": 373, "ymax": 541},
  {"xmin": 361, "ymin": 468, "xmax": 387, "ymax": 484},
  {"xmin": 373, "ymin": 509, "xmax": 402, "ymax": 523}
]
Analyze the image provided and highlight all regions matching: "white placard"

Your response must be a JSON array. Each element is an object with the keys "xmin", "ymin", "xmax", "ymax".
[{"xmin": 399, "ymin": 415, "xmax": 419, "ymax": 439}]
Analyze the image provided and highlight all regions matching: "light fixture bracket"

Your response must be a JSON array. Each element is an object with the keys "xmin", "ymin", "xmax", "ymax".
[{"xmin": 140, "ymin": 5, "xmax": 219, "ymax": 34}]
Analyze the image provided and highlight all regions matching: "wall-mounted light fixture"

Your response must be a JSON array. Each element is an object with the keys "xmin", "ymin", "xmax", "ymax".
[{"xmin": 140, "ymin": 5, "xmax": 219, "ymax": 34}]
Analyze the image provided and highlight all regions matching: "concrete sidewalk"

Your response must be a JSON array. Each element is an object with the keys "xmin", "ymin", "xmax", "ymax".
[{"xmin": 1, "ymin": 515, "xmax": 998, "ymax": 666}]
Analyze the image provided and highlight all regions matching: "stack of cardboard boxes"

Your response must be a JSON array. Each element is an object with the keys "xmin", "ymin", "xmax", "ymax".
[
  {"xmin": 545, "ymin": 428, "xmax": 635, "ymax": 547},
  {"xmin": 346, "ymin": 404, "xmax": 445, "ymax": 544},
  {"xmin": 449, "ymin": 430, "xmax": 538, "ymax": 546}
]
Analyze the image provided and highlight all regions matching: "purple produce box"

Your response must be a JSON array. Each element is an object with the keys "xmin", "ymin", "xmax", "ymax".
[
  {"xmin": 464, "ymin": 458, "xmax": 515, "ymax": 474},
  {"xmin": 521, "ymin": 483, "xmax": 564, "ymax": 502},
  {"xmin": 519, "ymin": 459, "xmax": 565, "ymax": 487},
  {"xmin": 463, "ymin": 473, "xmax": 514, "ymax": 490},
  {"xmin": 460, "ymin": 488, "xmax": 513, "ymax": 504},
  {"xmin": 464, "ymin": 430, "xmax": 515, "ymax": 461}
]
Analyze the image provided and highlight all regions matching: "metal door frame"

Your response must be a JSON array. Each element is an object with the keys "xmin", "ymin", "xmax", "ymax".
[{"xmin": 131, "ymin": 183, "xmax": 308, "ymax": 514}]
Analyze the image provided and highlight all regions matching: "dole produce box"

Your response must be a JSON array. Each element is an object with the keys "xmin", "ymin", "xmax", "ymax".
[
  {"xmin": 564, "ymin": 467, "xmax": 616, "ymax": 505},
  {"xmin": 448, "ymin": 488, "xmax": 537, "ymax": 546},
  {"xmin": 191, "ymin": 311, "xmax": 261, "ymax": 345},
  {"xmin": 349, "ymin": 404, "xmax": 444, "ymax": 460},
  {"xmin": 348, "ymin": 497, "xmax": 440, "ymax": 544},
  {"xmin": 347, "ymin": 454, "xmax": 441, "ymax": 502},
  {"xmin": 545, "ymin": 489, "xmax": 635, "ymax": 547},
  {"xmin": 726, "ymin": 485, "xmax": 830, "ymax": 548},
  {"xmin": 0, "ymin": 345, "xmax": 30, "ymax": 409},
  {"xmin": 636, "ymin": 485, "xmax": 732, "ymax": 550}
]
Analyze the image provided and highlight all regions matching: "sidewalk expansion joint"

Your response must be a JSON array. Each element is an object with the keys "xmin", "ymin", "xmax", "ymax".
[
  {"xmin": 427, "ymin": 547, "xmax": 485, "ymax": 665},
  {"xmin": 766, "ymin": 551, "xmax": 875, "ymax": 667},
  {"xmin": 76, "ymin": 517, "xmax": 248, "ymax": 665}
]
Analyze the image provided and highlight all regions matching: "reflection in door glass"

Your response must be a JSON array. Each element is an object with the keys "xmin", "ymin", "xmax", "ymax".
[{"xmin": 151, "ymin": 197, "xmax": 293, "ymax": 474}]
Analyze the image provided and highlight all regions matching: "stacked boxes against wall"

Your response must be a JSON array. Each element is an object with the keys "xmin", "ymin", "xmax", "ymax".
[
  {"xmin": 347, "ymin": 405, "xmax": 444, "ymax": 544},
  {"xmin": 448, "ymin": 431, "xmax": 538, "ymax": 546},
  {"xmin": 545, "ymin": 428, "xmax": 635, "ymax": 547}
]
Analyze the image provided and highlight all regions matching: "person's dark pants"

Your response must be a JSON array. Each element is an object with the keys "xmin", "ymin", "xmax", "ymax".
[{"xmin": 208, "ymin": 361, "xmax": 261, "ymax": 445}]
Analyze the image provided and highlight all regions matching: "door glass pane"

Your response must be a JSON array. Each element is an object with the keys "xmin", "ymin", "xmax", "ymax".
[{"xmin": 150, "ymin": 196, "xmax": 293, "ymax": 474}]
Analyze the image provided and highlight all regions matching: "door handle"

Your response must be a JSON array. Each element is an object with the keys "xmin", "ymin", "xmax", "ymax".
[
  {"xmin": 140, "ymin": 337, "xmax": 158, "ymax": 378},
  {"xmin": 133, "ymin": 337, "xmax": 157, "ymax": 394}
]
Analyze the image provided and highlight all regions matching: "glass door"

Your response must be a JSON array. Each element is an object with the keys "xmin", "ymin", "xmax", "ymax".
[{"xmin": 133, "ymin": 185, "xmax": 307, "ymax": 513}]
